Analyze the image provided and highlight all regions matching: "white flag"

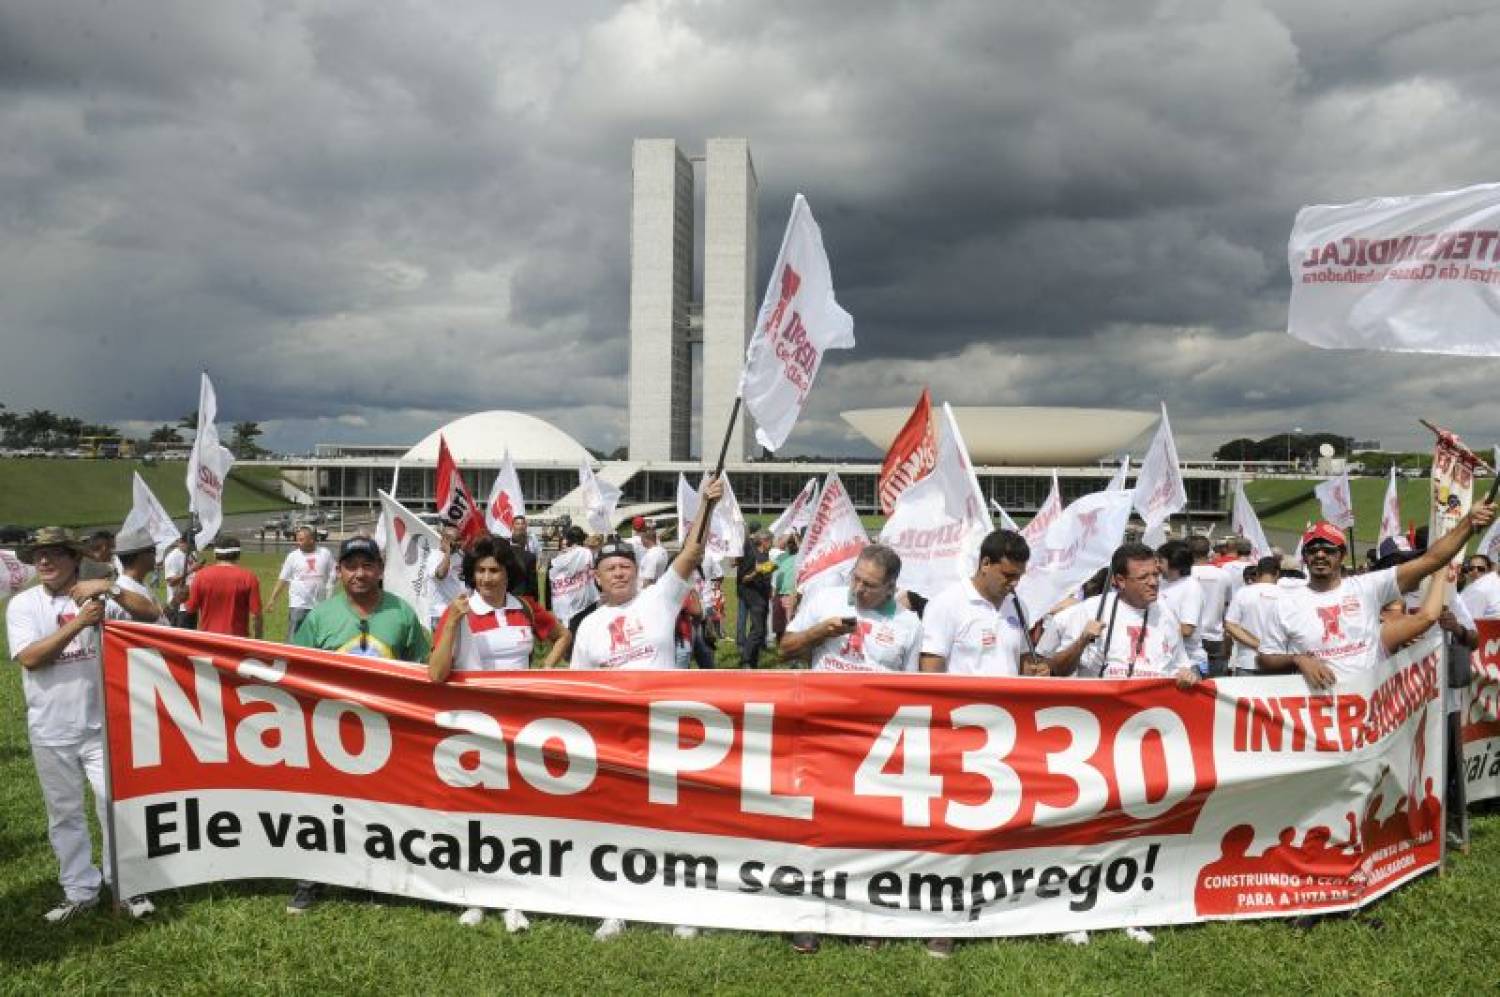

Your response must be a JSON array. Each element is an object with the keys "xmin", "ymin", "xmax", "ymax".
[
  {"xmin": 1230, "ymin": 480, "xmax": 1272, "ymax": 558},
  {"xmin": 1106, "ymin": 456, "xmax": 1130, "ymax": 492},
  {"xmin": 1016, "ymin": 489, "xmax": 1135, "ymax": 623},
  {"xmin": 374, "ymin": 463, "xmax": 400, "ymax": 554},
  {"xmin": 739, "ymin": 195, "xmax": 855, "ymax": 452},
  {"xmin": 795, "ymin": 472, "xmax": 868, "ymax": 594},
  {"xmin": 879, "ymin": 404, "xmax": 992, "ymax": 599},
  {"xmin": 989, "ymin": 498, "xmax": 1020, "ymax": 533},
  {"xmin": 769, "ymin": 477, "xmax": 819, "ymax": 540},
  {"xmin": 677, "ymin": 473, "xmax": 747, "ymax": 561},
  {"xmin": 1021, "ymin": 471, "xmax": 1062, "ymax": 548},
  {"xmin": 1288, "ymin": 182, "xmax": 1500, "ymax": 356},
  {"xmin": 1314, "ymin": 470, "xmax": 1355, "ymax": 530},
  {"xmin": 379, "ymin": 490, "xmax": 440, "ymax": 623},
  {"xmin": 185, "ymin": 372, "xmax": 236, "ymax": 548},
  {"xmin": 1377, "ymin": 466, "xmax": 1402, "ymax": 548},
  {"xmin": 122, "ymin": 472, "xmax": 180, "ymax": 557},
  {"xmin": 1, "ymin": 550, "xmax": 35, "ymax": 599},
  {"xmin": 1133, "ymin": 403, "xmax": 1186, "ymax": 547},
  {"xmin": 484, "ymin": 449, "xmax": 526, "ymax": 538},
  {"xmin": 579, "ymin": 460, "xmax": 621, "ymax": 535}
]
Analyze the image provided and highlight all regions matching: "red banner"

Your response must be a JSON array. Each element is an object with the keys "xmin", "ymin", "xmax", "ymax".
[
  {"xmin": 104, "ymin": 623, "xmax": 1445, "ymax": 937},
  {"xmin": 435, "ymin": 436, "xmax": 486, "ymax": 545},
  {"xmin": 877, "ymin": 388, "xmax": 937, "ymax": 516},
  {"xmin": 1463, "ymin": 619, "xmax": 1500, "ymax": 801}
]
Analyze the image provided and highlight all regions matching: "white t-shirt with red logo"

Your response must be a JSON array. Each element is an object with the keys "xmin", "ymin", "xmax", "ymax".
[
  {"xmin": 787, "ymin": 586, "xmax": 921, "ymax": 673},
  {"xmin": 278, "ymin": 546, "xmax": 336, "ymax": 610},
  {"xmin": 1039, "ymin": 594, "xmax": 1191, "ymax": 679},
  {"xmin": 1262, "ymin": 568, "xmax": 1400, "ymax": 680},
  {"xmin": 570, "ymin": 570, "xmax": 692, "ymax": 670},
  {"xmin": 436, "ymin": 592, "xmax": 534, "ymax": 671},
  {"xmin": 1224, "ymin": 581, "xmax": 1283, "ymax": 674},
  {"xmin": 919, "ymin": 581, "xmax": 1029, "ymax": 677},
  {"xmin": 5, "ymin": 585, "xmax": 129, "ymax": 745},
  {"xmin": 548, "ymin": 546, "xmax": 597, "ymax": 623}
]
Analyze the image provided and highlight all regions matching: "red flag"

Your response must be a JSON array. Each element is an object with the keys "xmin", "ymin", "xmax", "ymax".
[
  {"xmin": 435, "ymin": 436, "xmax": 486, "ymax": 545},
  {"xmin": 877, "ymin": 388, "xmax": 938, "ymax": 515}
]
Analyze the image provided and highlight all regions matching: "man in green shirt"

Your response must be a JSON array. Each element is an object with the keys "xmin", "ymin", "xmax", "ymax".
[
  {"xmin": 291, "ymin": 537, "xmax": 430, "ymax": 662},
  {"xmin": 771, "ymin": 534, "xmax": 800, "ymax": 644},
  {"xmin": 286, "ymin": 536, "xmax": 429, "ymax": 915}
]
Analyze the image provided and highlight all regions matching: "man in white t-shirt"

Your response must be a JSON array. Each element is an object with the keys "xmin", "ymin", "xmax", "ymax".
[
  {"xmin": 573, "ymin": 477, "xmax": 722, "ymax": 942},
  {"xmin": 1189, "ymin": 535, "xmax": 1231, "ymax": 675},
  {"xmin": 5, "ymin": 527, "xmax": 162, "ymax": 924},
  {"xmin": 1039, "ymin": 542, "xmax": 1198, "ymax": 685},
  {"xmin": 111, "ymin": 528, "xmax": 166, "ymax": 623},
  {"xmin": 548, "ymin": 526, "xmax": 598, "ymax": 624},
  {"xmin": 635, "ymin": 524, "xmax": 670, "ymax": 588},
  {"xmin": 268, "ymin": 526, "xmax": 336, "ymax": 640},
  {"xmin": 1223, "ymin": 556, "xmax": 1282, "ymax": 675},
  {"xmin": 159, "ymin": 536, "xmax": 198, "ymax": 625},
  {"xmin": 919, "ymin": 529, "xmax": 1033, "ymax": 678},
  {"xmin": 1258, "ymin": 509, "xmax": 1495, "ymax": 687},
  {"xmin": 1157, "ymin": 541, "xmax": 1206, "ymax": 673},
  {"xmin": 1460, "ymin": 554, "xmax": 1500, "ymax": 620},
  {"xmin": 782, "ymin": 545, "xmax": 921, "ymax": 673},
  {"xmin": 425, "ymin": 525, "xmax": 467, "ymax": 630}
]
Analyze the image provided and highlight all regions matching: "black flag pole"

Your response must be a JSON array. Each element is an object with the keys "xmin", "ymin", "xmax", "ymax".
[{"xmin": 692, "ymin": 396, "xmax": 744, "ymax": 546}]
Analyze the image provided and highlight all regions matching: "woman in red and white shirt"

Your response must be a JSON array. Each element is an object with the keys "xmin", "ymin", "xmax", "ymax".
[{"xmin": 426, "ymin": 536, "xmax": 556, "ymax": 932}]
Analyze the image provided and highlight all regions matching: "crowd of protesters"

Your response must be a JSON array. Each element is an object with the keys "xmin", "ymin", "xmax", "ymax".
[{"xmin": 4, "ymin": 483, "xmax": 1496, "ymax": 956}]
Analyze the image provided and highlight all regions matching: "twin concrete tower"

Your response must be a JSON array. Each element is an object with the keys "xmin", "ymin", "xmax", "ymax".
[{"xmin": 628, "ymin": 138, "xmax": 757, "ymax": 463}]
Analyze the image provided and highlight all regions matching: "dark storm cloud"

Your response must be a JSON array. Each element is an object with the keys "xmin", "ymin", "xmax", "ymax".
[{"xmin": 3, "ymin": 0, "xmax": 1500, "ymax": 461}]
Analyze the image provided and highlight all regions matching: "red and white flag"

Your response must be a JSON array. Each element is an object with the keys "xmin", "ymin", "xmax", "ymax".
[
  {"xmin": 677, "ymin": 473, "xmax": 747, "ymax": 561},
  {"xmin": 1, "ymin": 549, "xmax": 35, "ymax": 599},
  {"xmin": 123, "ymin": 472, "xmax": 180, "ymax": 558},
  {"xmin": 185, "ymin": 372, "xmax": 235, "ymax": 548},
  {"xmin": 435, "ymin": 436, "xmax": 486, "ymax": 545},
  {"xmin": 1133, "ymin": 403, "xmax": 1186, "ymax": 547},
  {"xmin": 1288, "ymin": 181, "xmax": 1500, "ymax": 356},
  {"xmin": 1016, "ymin": 489, "xmax": 1135, "ymax": 621},
  {"xmin": 1377, "ymin": 467, "xmax": 1403, "ymax": 549},
  {"xmin": 1428, "ymin": 423, "xmax": 1487, "ymax": 583},
  {"xmin": 579, "ymin": 460, "xmax": 622, "ymax": 536},
  {"xmin": 769, "ymin": 477, "xmax": 819, "ymax": 540},
  {"xmin": 877, "ymin": 388, "xmax": 938, "ymax": 515},
  {"xmin": 1231, "ymin": 480, "xmax": 1272, "ymax": 558},
  {"xmin": 378, "ymin": 490, "xmax": 440, "ymax": 621},
  {"xmin": 739, "ymin": 195, "xmax": 854, "ymax": 452},
  {"xmin": 1314, "ymin": 469, "xmax": 1355, "ymax": 531},
  {"xmin": 1021, "ymin": 471, "xmax": 1062, "ymax": 548},
  {"xmin": 879, "ymin": 403, "xmax": 992, "ymax": 598},
  {"xmin": 795, "ymin": 472, "xmax": 868, "ymax": 594},
  {"xmin": 484, "ymin": 449, "xmax": 526, "ymax": 538}
]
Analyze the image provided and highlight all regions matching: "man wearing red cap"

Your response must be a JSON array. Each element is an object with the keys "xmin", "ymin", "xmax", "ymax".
[{"xmin": 1258, "ymin": 504, "xmax": 1495, "ymax": 686}]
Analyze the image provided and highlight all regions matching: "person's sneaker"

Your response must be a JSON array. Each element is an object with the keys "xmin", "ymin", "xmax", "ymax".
[
  {"xmin": 925, "ymin": 937, "xmax": 955, "ymax": 959},
  {"xmin": 1124, "ymin": 927, "xmax": 1155, "ymax": 945},
  {"xmin": 43, "ymin": 895, "xmax": 99, "ymax": 925},
  {"xmin": 594, "ymin": 917, "xmax": 626, "ymax": 941},
  {"xmin": 672, "ymin": 924, "xmax": 700, "ymax": 940},
  {"xmin": 124, "ymin": 895, "xmax": 156, "ymax": 919},
  {"xmin": 285, "ymin": 881, "xmax": 320, "ymax": 915},
  {"xmin": 458, "ymin": 906, "xmax": 485, "ymax": 927},
  {"xmin": 502, "ymin": 909, "xmax": 530, "ymax": 934},
  {"xmin": 1061, "ymin": 930, "xmax": 1091, "ymax": 946},
  {"xmin": 790, "ymin": 932, "xmax": 820, "ymax": 954}
]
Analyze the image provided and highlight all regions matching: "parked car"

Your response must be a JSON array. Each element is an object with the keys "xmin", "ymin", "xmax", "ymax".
[{"xmin": 0, "ymin": 524, "xmax": 30, "ymax": 544}]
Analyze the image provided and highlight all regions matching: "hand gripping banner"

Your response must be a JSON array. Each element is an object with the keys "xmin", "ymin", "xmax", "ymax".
[{"xmin": 104, "ymin": 623, "xmax": 1446, "ymax": 937}]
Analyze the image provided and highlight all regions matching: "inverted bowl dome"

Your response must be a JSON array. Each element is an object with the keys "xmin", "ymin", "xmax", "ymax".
[{"xmin": 841, "ymin": 406, "xmax": 1157, "ymax": 466}]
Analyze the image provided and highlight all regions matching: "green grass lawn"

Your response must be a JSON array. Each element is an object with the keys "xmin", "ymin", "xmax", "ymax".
[
  {"xmin": 0, "ymin": 460, "xmax": 295, "ymax": 530},
  {"xmin": 5, "ymin": 554, "xmax": 1500, "ymax": 991},
  {"xmin": 1243, "ymin": 477, "xmax": 1444, "ymax": 536}
]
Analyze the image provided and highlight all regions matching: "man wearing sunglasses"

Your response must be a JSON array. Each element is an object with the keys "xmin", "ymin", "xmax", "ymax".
[
  {"xmin": 1459, "ymin": 554, "xmax": 1500, "ymax": 621},
  {"xmin": 1257, "ymin": 501, "xmax": 1496, "ymax": 688}
]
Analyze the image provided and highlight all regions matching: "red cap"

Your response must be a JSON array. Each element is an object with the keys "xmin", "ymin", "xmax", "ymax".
[
  {"xmin": 1300, "ymin": 521, "xmax": 1346, "ymax": 551},
  {"xmin": 631, "ymin": 515, "xmax": 646, "ymax": 530}
]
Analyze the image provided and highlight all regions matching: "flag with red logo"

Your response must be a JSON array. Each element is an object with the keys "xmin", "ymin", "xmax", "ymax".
[
  {"xmin": 185, "ymin": 372, "xmax": 236, "ymax": 548},
  {"xmin": 1377, "ymin": 467, "xmax": 1403, "ymax": 549},
  {"xmin": 484, "ymin": 449, "xmax": 526, "ymax": 538},
  {"xmin": 378, "ymin": 490, "xmax": 440, "ymax": 621},
  {"xmin": 739, "ymin": 195, "xmax": 855, "ymax": 452},
  {"xmin": 1427, "ymin": 422, "xmax": 1488, "ymax": 584},
  {"xmin": 123, "ymin": 472, "xmax": 181, "ymax": 557},
  {"xmin": 435, "ymin": 436, "xmax": 486, "ymax": 545},
  {"xmin": 879, "ymin": 404, "xmax": 992, "ymax": 598},
  {"xmin": 877, "ymin": 388, "xmax": 938, "ymax": 515},
  {"xmin": 1021, "ymin": 471, "xmax": 1062, "ymax": 548},
  {"xmin": 1133, "ymin": 403, "xmax": 1186, "ymax": 547},
  {"xmin": 769, "ymin": 477, "xmax": 819, "ymax": 540},
  {"xmin": 1230, "ymin": 480, "xmax": 1272, "ymax": 558},
  {"xmin": 1016, "ymin": 489, "xmax": 1135, "ymax": 621},
  {"xmin": 795, "ymin": 471, "xmax": 868, "ymax": 594},
  {"xmin": 677, "ymin": 472, "xmax": 746, "ymax": 561},
  {"xmin": 1, "ymin": 549, "xmax": 35, "ymax": 599},
  {"xmin": 1314, "ymin": 470, "xmax": 1355, "ymax": 531}
]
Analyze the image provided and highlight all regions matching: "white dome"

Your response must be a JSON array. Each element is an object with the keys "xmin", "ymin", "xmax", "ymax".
[
  {"xmin": 403, "ymin": 411, "xmax": 593, "ymax": 464},
  {"xmin": 842, "ymin": 406, "xmax": 1157, "ymax": 466}
]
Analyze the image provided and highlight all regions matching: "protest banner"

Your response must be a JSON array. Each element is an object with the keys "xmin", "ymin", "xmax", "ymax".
[
  {"xmin": 104, "ymin": 623, "xmax": 1446, "ymax": 937},
  {"xmin": 578, "ymin": 460, "xmax": 622, "ymax": 536},
  {"xmin": 677, "ymin": 473, "xmax": 747, "ymax": 562},
  {"xmin": 1287, "ymin": 181, "xmax": 1500, "ymax": 356},
  {"xmin": 769, "ymin": 478, "xmax": 819, "ymax": 540},
  {"xmin": 185, "ymin": 372, "xmax": 235, "ymax": 548},
  {"xmin": 1425, "ymin": 422, "xmax": 1486, "ymax": 586},
  {"xmin": 878, "ymin": 389, "xmax": 938, "ymax": 516},
  {"xmin": 1230, "ymin": 481, "xmax": 1272, "ymax": 559},
  {"xmin": 1133, "ymin": 404, "xmax": 1185, "ymax": 547},
  {"xmin": 1, "ymin": 549, "xmax": 34, "ymax": 598},
  {"xmin": 1020, "ymin": 472, "xmax": 1062, "ymax": 548},
  {"xmin": 1014, "ymin": 489, "xmax": 1135, "ymax": 623},
  {"xmin": 1377, "ymin": 467, "xmax": 1403, "ymax": 552},
  {"xmin": 435, "ymin": 437, "xmax": 487, "ymax": 545},
  {"xmin": 1314, "ymin": 471, "xmax": 1354, "ymax": 531},
  {"xmin": 484, "ymin": 450, "xmax": 526, "ymax": 538},
  {"xmin": 795, "ymin": 472, "xmax": 867, "ymax": 594},
  {"xmin": 1463, "ymin": 619, "xmax": 1500, "ymax": 803},
  {"xmin": 123, "ymin": 472, "xmax": 181, "ymax": 557},
  {"xmin": 378, "ymin": 490, "xmax": 440, "ymax": 621}
]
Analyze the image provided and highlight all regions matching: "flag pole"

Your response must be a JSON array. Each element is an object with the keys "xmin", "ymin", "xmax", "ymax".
[{"xmin": 693, "ymin": 396, "xmax": 743, "ymax": 545}]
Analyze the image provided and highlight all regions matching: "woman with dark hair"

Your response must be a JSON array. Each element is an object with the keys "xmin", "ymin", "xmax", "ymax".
[{"xmin": 426, "ymin": 536, "xmax": 558, "ymax": 932}]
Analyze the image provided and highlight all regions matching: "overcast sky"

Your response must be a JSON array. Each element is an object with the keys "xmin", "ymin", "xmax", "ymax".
[{"xmin": 4, "ymin": 0, "xmax": 1500, "ymax": 460}]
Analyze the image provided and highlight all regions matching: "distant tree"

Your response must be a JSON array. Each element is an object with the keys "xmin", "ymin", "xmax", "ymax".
[
  {"xmin": 230, "ymin": 421, "xmax": 265, "ymax": 459},
  {"xmin": 148, "ymin": 425, "xmax": 183, "ymax": 449},
  {"xmin": 19, "ymin": 409, "xmax": 60, "ymax": 448},
  {"xmin": 608, "ymin": 445, "xmax": 629, "ymax": 460}
]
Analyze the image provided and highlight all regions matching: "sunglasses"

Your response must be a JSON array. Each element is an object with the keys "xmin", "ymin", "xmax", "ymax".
[{"xmin": 1466, "ymin": 564, "xmax": 1488, "ymax": 573}]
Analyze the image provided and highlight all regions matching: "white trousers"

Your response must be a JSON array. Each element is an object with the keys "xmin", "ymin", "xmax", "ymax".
[{"xmin": 31, "ymin": 733, "xmax": 110, "ymax": 902}]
